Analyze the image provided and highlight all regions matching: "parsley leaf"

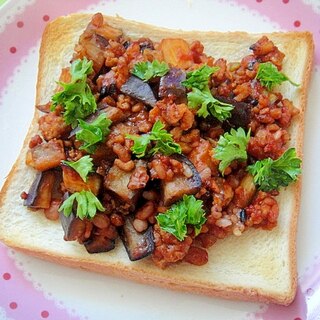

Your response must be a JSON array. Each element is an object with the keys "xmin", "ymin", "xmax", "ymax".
[
  {"xmin": 183, "ymin": 195, "xmax": 207, "ymax": 236},
  {"xmin": 156, "ymin": 195, "xmax": 206, "ymax": 241},
  {"xmin": 62, "ymin": 155, "xmax": 94, "ymax": 182},
  {"xmin": 247, "ymin": 148, "xmax": 302, "ymax": 192},
  {"xmin": 76, "ymin": 113, "xmax": 112, "ymax": 154},
  {"xmin": 182, "ymin": 65, "xmax": 234, "ymax": 121},
  {"xmin": 255, "ymin": 62, "xmax": 299, "ymax": 91},
  {"xmin": 188, "ymin": 87, "xmax": 234, "ymax": 121},
  {"xmin": 70, "ymin": 58, "xmax": 94, "ymax": 82},
  {"xmin": 59, "ymin": 190, "xmax": 105, "ymax": 220},
  {"xmin": 148, "ymin": 120, "xmax": 182, "ymax": 156},
  {"xmin": 182, "ymin": 65, "xmax": 219, "ymax": 91},
  {"xmin": 127, "ymin": 120, "xmax": 181, "ymax": 158},
  {"xmin": 51, "ymin": 58, "xmax": 97, "ymax": 128},
  {"xmin": 131, "ymin": 60, "xmax": 170, "ymax": 81},
  {"xmin": 126, "ymin": 134, "xmax": 151, "ymax": 158},
  {"xmin": 214, "ymin": 127, "xmax": 251, "ymax": 174}
]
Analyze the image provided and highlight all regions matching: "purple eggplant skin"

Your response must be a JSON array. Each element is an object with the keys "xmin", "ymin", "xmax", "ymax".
[
  {"xmin": 120, "ymin": 75, "xmax": 157, "ymax": 107},
  {"xmin": 59, "ymin": 193, "xmax": 87, "ymax": 242},
  {"xmin": 215, "ymin": 95, "xmax": 252, "ymax": 129},
  {"xmin": 104, "ymin": 160, "xmax": 147, "ymax": 207},
  {"xmin": 120, "ymin": 216, "xmax": 154, "ymax": 261},
  {"xmin": 23, "ymin": 172, "xmax": 43, "ymax": 207},
  {"xmin": 24, "ymin": 170, "xmax": 61, "ymax": 209},
  {"xmin": 36, "ymin": 102, "xmax": 51, "ymax": 113},
  {"xmin": 139, "ymin": 39, "xmax": 154, "ymax": 52},
  {"xmin": 84, "ymin": 236, "xmax": 115, "ymax": 254},
  {"xmin": 162, "ymin": 154, "xmax": 202, "ymax": 206},
  {"xmin": 158, "ymin": 68, "xmax": 186, "ymax": 99},
  {"xmin": 60, "ymin": 209, "xmax": 80, "ymax": 241}
]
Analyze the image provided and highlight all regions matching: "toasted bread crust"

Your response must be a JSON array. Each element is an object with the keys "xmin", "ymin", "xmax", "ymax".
[{"xmin": 0, "ymin": 13, "xmax": 314, "ymax": 305}]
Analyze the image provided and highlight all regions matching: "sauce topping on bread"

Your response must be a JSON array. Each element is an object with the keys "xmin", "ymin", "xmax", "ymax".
[{"xmin": 23, "ymin": 13, "xmax": 302, "ymax": 269}]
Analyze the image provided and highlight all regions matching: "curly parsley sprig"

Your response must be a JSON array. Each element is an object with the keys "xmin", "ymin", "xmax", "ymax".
[
  {"xmin": 156, "ymin": 195, "xmax": 206, "ymax": 241},
  {"xmin": 59, "ymin": 190, "xmax": 105, "ymax": 220},
  {"xmin": 182, "ymin": 65, "xmax": 234, "ymax": 121},
  {"xmin": 214, "ymin": 127, "xmax": 251, "ymax": 174},
  {"xmin": 76, "ymin": 113, "xmax": 112, "ymax": 154},
  {"xmin": 247, "ymin": 148, "xmax": 302, "ymax": 192},
  {"xmin": 62, "ymin": 155, "xmax": 94, "ymax": 182},
  {"xmin": 127, "ymin": 120, "xmax": 181, "ymax": 158},
  {"xmin": 51, "ymin": 58, "xmax": 97, "ymax": 128},
  {"xmin": 255, "ymin": 62, "xmax": 299, "ymax": 91},
  {"xmin": 131, "ymin": 60, "xmax": 170, "ymax": 81}
]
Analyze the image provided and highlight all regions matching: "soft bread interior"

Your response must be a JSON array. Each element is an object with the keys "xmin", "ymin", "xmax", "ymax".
[{"xmin": 0, "ymin": 14, "xmax": 314, "ymax": 305}]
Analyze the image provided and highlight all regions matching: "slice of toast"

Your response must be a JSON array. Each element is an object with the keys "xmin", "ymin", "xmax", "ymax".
[{"xmin": 0, "ymin": 14, "xmax": 314, "ymax": 305}]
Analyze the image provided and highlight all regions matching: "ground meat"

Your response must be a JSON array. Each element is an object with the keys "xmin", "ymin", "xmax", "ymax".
[
  {"xmin": 211, "ymin": 58, "xmax": 232, "ymax": 85},
  {"xmin": 135, "ymin": 201, "xmax": 156, "ymax": 220},
  {"xmin": 128, "ymin": 108, "xmax": 153, "ymax": 133},
  {"xmin": 128, "ymin": 165, "xmax": 149, "ymax": 190},
  {"xmin": 189, "ymin": 139, "xmax": 219, "ymax": 184},
  {"xmin": 250, "ymin": 36, "xmax": 285, "ymax": 69},
  {"xmin": 149, "ymin": 100, "xmax": 195, "ymax": 131},
  {"xmin": 26, "ymin": 16, "xmax": 294, "ymax": 268},
  {"xmin": 148, "ymin": 155, "xmax": 183, "ymax": 181},
  {"xmin": 183, "ymin": 246, "xmax": 208, "ymax": 266},
  {"xmin": 29, "ymin": 134, "xmax": 43, "ymax": 148},
  {"xmin": 245, "ymin": 191, "xmax": 279, "ymax": 229},
  {"xmin": 38, "ymin": 112, "xmax": 71, "ymax": 141},
  {"xmin": 248, "ymin": 126, "xmax": 289, "ymax": 160},
  {"xmin": 152, "ymin": 224, "xmax": 193, "ymax": 268}
]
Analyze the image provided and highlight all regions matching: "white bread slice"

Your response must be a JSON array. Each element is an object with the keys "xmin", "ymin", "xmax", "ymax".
[{"xmin": 0, "ymin": 14, "xmax": 314, "ymax": 305}]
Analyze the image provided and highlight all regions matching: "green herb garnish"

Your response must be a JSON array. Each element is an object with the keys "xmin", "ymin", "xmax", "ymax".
[
  {"xmin": 182, "ymin": 65, "xmax": 234, "ymax": 121},
  {"xmin": 51, "ymin": 58, "xmax": 97, "ymax": 128},
  {"xmin": 182, "ymin": 65, "xmax": 219, "ymax": 90},
  {"xmin": 76, "ymin": 113, "xmax": 112, "ymax": 154},
  {"xmin": 127, "ymin": 120, "xmax": 181, "ymax": 158},
  {"xmin": 247, "ymin": 148, "xmax": 302, "ymax": 191},
  {"xmin": 255, "ymin": 62, "xmax": 299, "ymax": 91},
  {"xmin": 62, "ymin": 155, "xmax": 94, "ymax": 182},
  {"xmin": 59, "ymin": 190, "xmax": 105, "ymax": 220},
  {"xmin": 131, "ymin": 60, "xmax": 170, "ymax": 81},
  {"xmin": 188, "ymin": 87, "xmax": 234, "ymax": 120},
  {"xmin": 156, "ymin": 195, "xmax": 206, "ymax": 241},
  {"xmin": 214, "ymin": 127, "xmax": 251, "ymax": 174}
]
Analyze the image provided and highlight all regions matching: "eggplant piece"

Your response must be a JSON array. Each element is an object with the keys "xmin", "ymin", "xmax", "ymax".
[
  {"xmin": 162, "ymin": 154, "xmax": 202, "ymax": 206},
  {"xmin": 90, "ymin": 144, "xmax": 116, "ymax": 166},
  {"xmin": 92, "ymin": 64, "xmax": 110, "ymax": 84},
  {"xmin": 158, "ymin": 68, "xmax": 186, "ymax": 99},
  {"xmin": 59, "ymin": 207, "xmax": 86, "ymax": 241},
  {"xmin": 99, "ymin": 83, "xmax": 117, "ymax": 99},
  {"xmin": 98, "ymin": 70, "xmax": 117, "ymax": 100},
  {"xmin": 104, "ymin": 160, "xmax": 146, "ymax": 206},
  {"xmin": 24, "ymin": 170, "xmax": 57, "ymax": 209},
  {"xmin": 139, "ymin": 39, "xmax": 154, "ymax": 52},
  {"xmin": 62, "ymin": 165, "xmax": 102, "ymax": 195},
  {"xmin": 215, "ymin": 96, "xmax": 252, "ymax": 128},
  {"xmin": 36, "ymin": 102, "xmax": 51, "ymax": 113},
  {"xmin": 84, "ymin": 235, "xmax": 115, "ymax": 254},
  {"xmin": 120, "ymin": 216, "xmax": 154, "ymax": 261},
  {"xmin": 98, "ymin": 105, "xmax": 128, "ymax": 123},
  {"xmin": 26, "ymin": 139, "xmax": 66, "ymax": 171},
  {"xmin": 120, "ymin": 76, "xmax": 157, "ymax": 107}
]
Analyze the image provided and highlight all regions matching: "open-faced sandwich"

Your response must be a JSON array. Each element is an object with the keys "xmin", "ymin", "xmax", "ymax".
[{"xmin": 0, "ymin": 13, "xmax": 314, "ymax": 305}]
